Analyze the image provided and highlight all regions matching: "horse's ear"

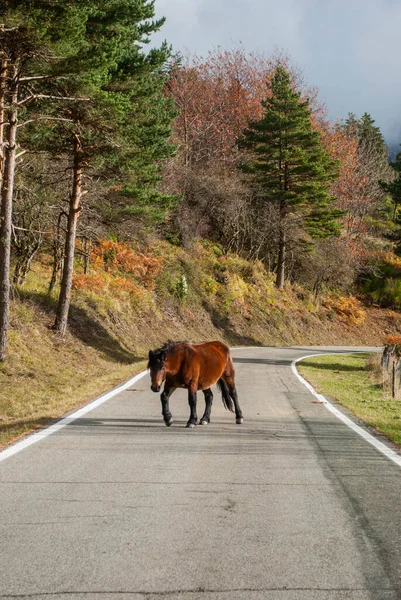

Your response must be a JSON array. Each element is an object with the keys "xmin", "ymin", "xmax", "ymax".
[
  {"xmin": 161, "ymin": 350, "xmax": 166, "ymax": 362},
  {"xmin": 148, "ymin": 350, "xmax": 154, "ymax": 360}
]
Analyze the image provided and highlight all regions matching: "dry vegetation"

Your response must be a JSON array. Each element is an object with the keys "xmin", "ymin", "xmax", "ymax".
[{"xmin": 1, "ymin": 238, "xmax": 400, "ymax": 448}]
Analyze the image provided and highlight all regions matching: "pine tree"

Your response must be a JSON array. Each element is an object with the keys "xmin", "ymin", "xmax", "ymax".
[
  {"xmin": 346, "ymin": 112, "xmax": 387, "ymax": 154},
  {"xmin": 0, "ymin": 1, "xmax": 88, "ymax": 360},
  {"xmin": 241, "ymin": 67, "xmax": 341, "ymax": 288},
  {"xmin": 0, "ymin": 0, "xmax": 176, "ymax": 353},
  {"xmin": 47, "ymin": 0, "xmax": 176, "ymax": 336},
  {"xmin": 381, "ymin": 149, "xmax": 401, "ymax": 221},
  {"xmin": 345, "ymin": 112, "xmax": 391, "ymax": 223}
]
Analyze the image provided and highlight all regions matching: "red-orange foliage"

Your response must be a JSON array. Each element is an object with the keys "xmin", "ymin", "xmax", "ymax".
[
  {"xmin": 324, "ymin": 295, "xmax": 366, "ymax": 326},
  {"xmin": 319, "ymin": 123, "xmax": 388, "ymax": 271},
  {"xmin": 166, "ymin": 46, "xmax": 324, "ymax": 167},
  {"xmin": 166, "ymin": 50, "xmax": 264, "ymax": 165},
  {"xmin": 322, "ymin": 120, "xmax": 391, "ymax": 252},
  {"xmin": 90, "ymin": 241, "xmax": 163, "ymax": 290},
  {"xmin": 72, "ymin": 273, "xmax": 106, "ymax": 294},
  {"xmin": 384, "ymin": 334, "xmax": 401, "ymax": 346},
  {"xmin": 370, "ymin": 250, "xmax": 401, "ymax": 270},
  {"xmin": 322, "ymin": 125, "xmax": 370, "ymax": 237},
  {"xmin": 72, "ymin": 271, "xmax": 150, "ymax": 308},
  {"xmin": 72, "ymin": 240, "xmax": 164, "ymax": 300}
]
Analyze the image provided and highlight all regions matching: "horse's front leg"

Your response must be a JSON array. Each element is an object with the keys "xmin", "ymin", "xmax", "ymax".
[
  {"xmin": 161, "ymin": 385, "xmax": 175, "ymax": 427},
  {"xmin": 186, "ymin": 384, "xmax": 198, "ymax": 428},
  {"xmin": 200, "ymin": 388, "xmax": 213, "ymax": 425}
]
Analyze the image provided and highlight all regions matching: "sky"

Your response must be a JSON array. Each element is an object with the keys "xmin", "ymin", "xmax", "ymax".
[{"xmin": 152, "ymin": 0, "xmax": 401, "ymax": 148}]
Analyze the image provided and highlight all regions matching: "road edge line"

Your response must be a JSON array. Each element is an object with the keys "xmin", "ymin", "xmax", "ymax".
[
  {"xmin": 0, "ymin": 370, "xmax": 148, "ymax": 463},
  {"xmin": 291, "ymin": 353, "xmax": 401, "ymax": 468}
]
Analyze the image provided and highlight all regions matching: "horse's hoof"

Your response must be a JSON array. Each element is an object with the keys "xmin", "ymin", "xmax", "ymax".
[
  {"xmin": 199, "ymin": 419, "xmax": 209, "ymax": 425},
  {"xmin": 165, "ymin": 418, "xmax": 173, "ymax": 427},
  {"xmin": 186, "ymin": 422, "xmax": 196, "ymax": 428},
  {"xmin": 236, "ymin": 418, "xmax": 244, "ymax": 424}
]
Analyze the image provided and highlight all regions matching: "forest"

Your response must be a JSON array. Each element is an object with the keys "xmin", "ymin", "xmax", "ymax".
[{"xmin": 1, "ymin": 0, "xmax": 401, "ymax": 372}]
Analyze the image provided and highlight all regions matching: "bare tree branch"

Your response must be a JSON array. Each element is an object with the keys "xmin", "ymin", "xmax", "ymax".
[
  {"xmin": 17, "ymin": 116, "xmax": 73, "ymax": 128},
  {"xmin": 18, "ymin": 94, "xmax": 91, "ymax": 107}
]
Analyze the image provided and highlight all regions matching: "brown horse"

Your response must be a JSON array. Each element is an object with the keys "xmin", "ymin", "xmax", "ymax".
[{"xmin": 147, "ymin": 341, "xmax": 243, "ymax": 428}]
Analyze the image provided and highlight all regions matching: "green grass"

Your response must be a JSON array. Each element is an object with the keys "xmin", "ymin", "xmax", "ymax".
[
  {"xmin": 298, "ymin": 353, "xmax": 401, "ymax": 447},
  {"xmin": 0, "ymin": 267, "xmax": 147, "ymax": 449},
  {"xmin": 1, "ymin": 242, "xmax": 394, "ymax": 451},
  {"xmin": 0, "ymin": 302, "xmax": 146, "ymax": 448}
]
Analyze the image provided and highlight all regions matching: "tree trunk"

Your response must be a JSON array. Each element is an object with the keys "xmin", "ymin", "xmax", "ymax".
[
  {"xmin": 392, "ymin": 359, "xmax": 396, "ymax": 399},
  {"xmin": 48, "ymin": 212, "xmax": 64, "ymax": 295},
  {"xmin": 54, "ymin": 137, "xmax": 83, "ymax": 336},
  {"xmin": 0, "ymin": 58, "xmax": 8, "ymax": 186},
  {"xmin": 12, "ymin": 228, "xmax": 42, "ymax": 287},
  {"xmin": 276, "ymin": 228, "xmax": 286, "ymax": 289},
  {"xmin": 13, "ymin": 261, "xmax": 23, "ymax": 286},
  {"xmin": 83, "ymin": 237, "xmax": 91, "ymax": 274},
  {"xmin": 13, "ymin": 247, "xmax": 39, "ymax": 286},
  {"xmin": 0, "ymin": 71, "xmax": 18, "ymax": 361},
  {"xmin": 48, "ymin": 255, "xmax": 63, "ymax": 295}
]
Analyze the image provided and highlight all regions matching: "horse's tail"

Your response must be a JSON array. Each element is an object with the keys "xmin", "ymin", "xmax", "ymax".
[{"xmin": 217, "ymin": 378, "xmax": 235, "ymax": 413}]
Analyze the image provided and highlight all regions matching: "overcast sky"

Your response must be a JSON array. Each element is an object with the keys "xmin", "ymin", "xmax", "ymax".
[{"xmin": 152, "ymin": 0, "xmax": 401, "ymax": 147}]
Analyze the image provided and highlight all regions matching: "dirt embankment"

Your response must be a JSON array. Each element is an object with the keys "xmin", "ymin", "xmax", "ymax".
[{"xmin": 1, "ymin": 243, "xmax": 398, "ymax": 448}]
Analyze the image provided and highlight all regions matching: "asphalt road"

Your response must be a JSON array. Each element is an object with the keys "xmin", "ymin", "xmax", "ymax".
[{"xmin": 1, "ymin": 346, "xmax": 401, "ymax": 600}]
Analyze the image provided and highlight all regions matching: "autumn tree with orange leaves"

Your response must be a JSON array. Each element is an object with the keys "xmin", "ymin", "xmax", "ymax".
[
  {"xmin": 166, "ymin": 46, "xmax": 324, "ymax": 169},
  {"xmin": 164, "ymin": 47, "xmax": 325, "ymax": 248},
  {"xmin": 166, "ymin": 48, "xmax": 267, "ymax": 167}
]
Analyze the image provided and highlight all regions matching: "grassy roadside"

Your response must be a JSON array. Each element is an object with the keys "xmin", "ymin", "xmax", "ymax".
[
  {"xmin": 0, "ymin": 293, "xmax": 147, "ymax": 448},
  {"xmin": 298, "ymin": 353, "xmax": 401, "ymax": 447},
  {"xmin": 0, "ymin": 353, "xmax": 147, "ymax": 450},
  {"xmin": 2, "ymin": 238, "xmax": 401, "ymax": 452}
]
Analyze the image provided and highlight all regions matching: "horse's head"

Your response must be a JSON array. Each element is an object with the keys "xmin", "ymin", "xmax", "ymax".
[{"xmin": 148, "ymin": 349, "xmax": 167, "ymax": 393}]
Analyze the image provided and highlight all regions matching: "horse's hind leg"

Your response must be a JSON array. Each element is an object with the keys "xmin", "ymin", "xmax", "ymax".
[
  {"xmin": 161, "ymin": 385, "xmax": 176, "ymax": 426},
  {"xmin": 200, "ymin": 388, "xmax": 213, "ymax": 425},
  {"xmin": 222, "ymin": 372, "xmax": 243, "ymax": 424},
  {"xmin": 186, "ymin": 384, "xmax": 198, "ymax": 428}
]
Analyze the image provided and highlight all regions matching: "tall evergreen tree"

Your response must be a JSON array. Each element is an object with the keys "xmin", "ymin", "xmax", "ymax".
[
  {"xmin": 0, "ymin": 1, "xmax": 88, "ymax": 360},
  {"xmin": 50, "ymin": 0, "xmax": 176, "ymax": 336},
  {"xmin": 381, "ymin": 149, "xmax": 401, "ymax": 221},
  {"xmin": 241, "ymin": 67, "xmax": 341, "ymax": 288},
  {"xmin": 344, "ymin": 111, "xmax": 392, "ymax": 223},
  {"xmin": 346, "ymin": 112, "xmax": 387, "ymax": 154},
  {"xmin": 0, "ymin": 0, "xmax": 176, "ymax": 354}
]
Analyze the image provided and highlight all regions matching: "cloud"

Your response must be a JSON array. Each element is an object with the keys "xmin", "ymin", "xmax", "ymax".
[
  {"xmin": 153, "ymin": 0, "xmax": 309, "ymax": 57},
  {"xmin": 152, "ymin": 0, "xmax": 401, "ymax": 143}
]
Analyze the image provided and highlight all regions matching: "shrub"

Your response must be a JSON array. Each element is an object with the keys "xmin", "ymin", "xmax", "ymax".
[
  {"xmin": 72, "ymin": 273, "xmax": 106, "ymax": 294},
  {"xmin": 90, "ymin": 240, "xmax": 163, "ymax": 289},
  {"xmin": 323, "ymin": 296, "xmax": 366, "ymax": 326},
  {"xmin": 360, "ymin": 262, "xmax": 401, "ymax": 309},
  {"xmin": 384, "ymin": 334, "xmax": 401, "ymax": 346},
  {"xmin": 176, "ymin": 274, "xmax": 189, "ymax": 302},
  {"xmin": 200, "ymin": 275, "xmax": 219, "ymax": 296}
]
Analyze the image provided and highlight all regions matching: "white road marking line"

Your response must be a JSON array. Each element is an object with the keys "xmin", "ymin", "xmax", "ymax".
[
  {"xmin": 0, "ymin": 370, "xmax": 148, "ymax": 463},
  {"xmin": 292, "ymin": 353, "xmax": 401, "ymax": 468},
  {"xmin": 0, "ymin": 342, "xmax": 251, "ymax": 463}
]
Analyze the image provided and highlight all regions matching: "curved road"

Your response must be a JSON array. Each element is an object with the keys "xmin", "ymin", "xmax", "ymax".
[{"xmin": 1, "ymin": 346, "xmax": 401, "ymax": 600}]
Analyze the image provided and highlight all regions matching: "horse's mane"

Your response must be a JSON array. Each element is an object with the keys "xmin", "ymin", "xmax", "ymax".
[
  {"xmin": 148, "ymin": 341, "xmax": 189, "ymax": 368},
  {"xmin": 158, "ymin": 340, "xmax": 189, "ymax": 354}
]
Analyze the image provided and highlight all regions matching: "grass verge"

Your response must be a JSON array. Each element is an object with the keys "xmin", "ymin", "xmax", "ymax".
[
  {"xmin": 0, "ymin": 356, "xmax": 146, "ymax": 450},
  {"xmin": 0, "ymin": 293, "xmax": 147, "ymax": 449},
  {"xmin": 298, "ymin": 353, "xmax": 401, "ymax": 447},
  {"xmin": 2, "ymin": 239, "xmax": 401, "ymax": 451}
]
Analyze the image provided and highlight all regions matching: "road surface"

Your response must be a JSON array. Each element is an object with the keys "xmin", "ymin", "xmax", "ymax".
[{"xmin": 1, "ymin": 346, "xmax": 401, "ymax": 600}]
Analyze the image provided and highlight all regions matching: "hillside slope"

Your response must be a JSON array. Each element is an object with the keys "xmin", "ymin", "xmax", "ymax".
[{"xmin": 0, "ymin": 240, "xmax": 398, "ymax": 448}]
